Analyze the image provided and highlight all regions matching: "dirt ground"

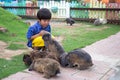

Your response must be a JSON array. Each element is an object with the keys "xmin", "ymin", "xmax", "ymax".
[{"xmin": 0, "ymin": 41, "xmax": 27, "ymax": 60}]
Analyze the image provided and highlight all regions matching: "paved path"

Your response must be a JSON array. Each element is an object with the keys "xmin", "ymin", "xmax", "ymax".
[{"xmin": 2, "ymin": 32, "xmax": 120, "ymax": 80}]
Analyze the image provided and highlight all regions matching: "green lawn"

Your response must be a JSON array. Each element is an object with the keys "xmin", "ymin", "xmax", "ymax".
[
  {"xmin": 0, "ymin": 7, "xmax": 29, "ymax": 79},
  {"xmin": 0, "ymin": 7, "xmax": 120, "ymax": 79},
  {"xmin": 0, "ymin": 54, "xmax": 28, "ymax": 79},
  {"xmin": 52, "ymin": 23, "xmax": 120, "ymax": 51},
  {"xmin": 0, "ymin": 7, "xmax": 28, "ymax": 50}
]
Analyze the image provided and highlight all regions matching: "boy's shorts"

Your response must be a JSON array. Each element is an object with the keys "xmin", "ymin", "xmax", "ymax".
[
  {"xmin": 32, "ymin": 36, "xmax": 44, "ymax": 47},
  {"xmin": 32, "ymin": 35, "xmax": 55, "ymax": 47}
]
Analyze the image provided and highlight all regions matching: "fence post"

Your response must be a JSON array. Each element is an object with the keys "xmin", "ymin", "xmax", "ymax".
[{"xmin": 66, "ymin": 2, "xmax": 70, "ymax": 18}]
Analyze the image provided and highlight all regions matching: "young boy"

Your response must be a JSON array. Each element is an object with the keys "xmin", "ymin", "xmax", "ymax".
[{"xmin": 26, "ymin": 8, "xmax": 52, "ymax": 50}]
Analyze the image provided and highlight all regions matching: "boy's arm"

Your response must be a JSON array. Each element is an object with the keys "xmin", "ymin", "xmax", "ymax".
[{"xmin": 30, "ymin": 30, "xmax": 50, "ymax": 40}]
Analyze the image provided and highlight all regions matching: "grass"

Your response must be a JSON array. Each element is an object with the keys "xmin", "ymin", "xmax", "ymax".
[
  {"xmin": 6, "ymin": 43, "xmax": 27, "ymax": 50},
  {"xmin": 0, "ymin": 54, "xmax": 28, "ymax": 79},
  {"xmin": 51, "ymin": 22, "xmax": 120, "ymax": 51},
  {"xmin": 0, "ymin": 7, "xmax": 120, "ymax": 79},
  {"xmin": 0, "ymin": 7, "xmax": 28, "ymax": 50},
  {"xmin": 0, "ymin": 8, "xmax": 28, "ymax": 79}
]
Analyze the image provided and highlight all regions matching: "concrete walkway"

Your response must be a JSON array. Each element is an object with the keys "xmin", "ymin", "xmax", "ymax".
[{"xmin": 2, "ymin": 32, "xmax": 120, "ymax": 80}]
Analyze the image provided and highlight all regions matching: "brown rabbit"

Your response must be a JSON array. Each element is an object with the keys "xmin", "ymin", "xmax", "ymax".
[{"xmin": 29, "ymin": 58, "xmax": 60, "ymax": 79}]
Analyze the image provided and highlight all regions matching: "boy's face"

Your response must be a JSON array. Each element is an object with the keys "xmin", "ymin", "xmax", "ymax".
[{"xmin": 39, "ymin": 19, "xmax": 50, "ymax": 28}]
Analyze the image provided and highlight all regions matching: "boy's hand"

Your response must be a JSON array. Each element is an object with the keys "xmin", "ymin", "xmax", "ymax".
[{"xmin": 38, "ymin": 30, "xmax": 50, "ymax": 36}]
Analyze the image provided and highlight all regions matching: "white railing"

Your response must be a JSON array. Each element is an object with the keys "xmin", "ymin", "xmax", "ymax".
[{"xmin": 38, "ymin": 1, "xmax": 70, "ymax": 18}]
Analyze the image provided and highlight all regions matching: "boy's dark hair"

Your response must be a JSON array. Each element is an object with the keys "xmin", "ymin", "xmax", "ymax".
[{"xmin": 37, "ymin": 8, "xmax": 52, "ymax": 20}]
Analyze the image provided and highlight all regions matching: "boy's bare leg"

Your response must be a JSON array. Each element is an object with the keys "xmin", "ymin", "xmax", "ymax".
[
  {"xmin": 32, "ymin": 47, "xmax": 39, "ymax": 50},
  {"xmin": 32, "ymin": 46, "xmax": 47, "ymax": 51}
]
